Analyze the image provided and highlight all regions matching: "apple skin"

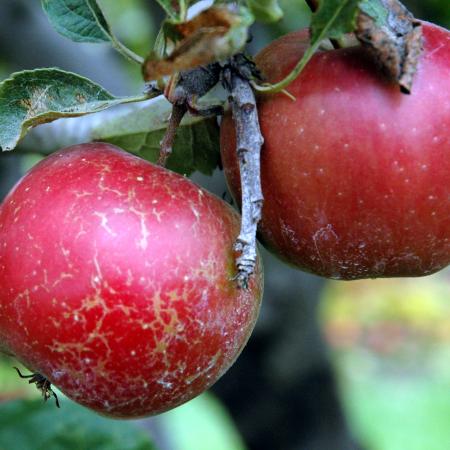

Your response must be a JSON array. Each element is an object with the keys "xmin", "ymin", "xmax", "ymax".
[
  {"xmin": 221, "ymin": 23, "xmax": 450, "ymax": 280},
  {"xmin": 0, "ymin": 143, "xmax": 263, "ymax": 418}
]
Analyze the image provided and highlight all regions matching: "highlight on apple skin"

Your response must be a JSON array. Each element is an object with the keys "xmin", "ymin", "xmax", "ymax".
[{"xmin": 0, "ymin": 143, "xmax": 263, "ymax": 418}]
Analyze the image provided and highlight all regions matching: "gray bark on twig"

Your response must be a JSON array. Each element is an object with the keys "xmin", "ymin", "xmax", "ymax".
[{"xmin": 227, "ymin": 72, "xmax": 264, "ymax": 288}]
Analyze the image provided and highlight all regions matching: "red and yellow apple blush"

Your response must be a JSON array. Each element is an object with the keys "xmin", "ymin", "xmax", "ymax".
[{"xmin": 0, "ymin": 143, "xmax": 263, "ymax": 417}]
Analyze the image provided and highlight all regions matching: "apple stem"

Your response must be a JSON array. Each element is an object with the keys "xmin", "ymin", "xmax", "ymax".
[
  {"xmin": 222, "ymin": 56, "xmax": 264, "ymax": 289},
  {"xmin": 304, "ymin": 0, "xmax": 342, "ymax": 50}
]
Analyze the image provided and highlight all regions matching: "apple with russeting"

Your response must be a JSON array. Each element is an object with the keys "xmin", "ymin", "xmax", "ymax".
[{"xmin": 0, "ymin": 143, "xmax": 263, "ymax": 417}]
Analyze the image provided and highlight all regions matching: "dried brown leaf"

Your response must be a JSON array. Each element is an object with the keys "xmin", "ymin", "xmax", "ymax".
[
  {"xmin": 143, "ymin": 6, "xmax": 242, "ymax": 81},
  {"xmin": 175, "ymin": 6, "xmax": 236, "ymax": 37},
  {"xmin": 356, "ymin": 0, "xmax": 423, "ymax": 93}
]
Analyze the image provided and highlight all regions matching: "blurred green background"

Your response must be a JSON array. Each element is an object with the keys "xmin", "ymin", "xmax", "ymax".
[
  {"xmin": 321, "ymin": 274, "xmax": 450, "ymax": 450},
  {"xmin": 0, "ymin": 1, "xmax": 449, "ymax": 450}
]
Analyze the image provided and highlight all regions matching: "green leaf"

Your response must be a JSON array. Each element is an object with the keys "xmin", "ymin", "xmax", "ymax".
[
  {"xmin": 358, "ymin": 0, "xmax": 389, "ymax": 26},
  {"xmin": 254, "ymin": 0, "xmax": 360, "ymax": 94},
  {"xmin": 310, "ymin": 0, "xmax": 360, "ymax": 42},
  {"xmin": 0, "ymin": 399, "xmax": 157, "ymax": 450},
  {"xmin": 92, "ymin": 97, "xmax": 221, "ymax": 176},
  {"xmin": 0, "ymin": 69, "xmax": 147, "ymax": 151},
  {"xmin": 155, "ymin": 0, "xmax": 185, "ymax": 21},
  {"xmin": 41, "ymin": 0, "xmax": 112, "ymax": 43},
  {"xmin": 153, "ymin": 20, "xmax": 182, "ymax": 59},
  {"xmin": 247, "ymin": 0, "xmax": 283, "ymax": 23},
  {"xmin": 41, "ymin": 0, "xmax": 144, "ymax": 63}
]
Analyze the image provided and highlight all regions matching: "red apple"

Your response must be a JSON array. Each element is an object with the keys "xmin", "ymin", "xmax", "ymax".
[
  {"xmin": 221, "ymin": 23, "xmax": 450, "ymax": 280},
  {"xmin": 0, "ymin": 143, "xmax": 263, "ymax": 417}
]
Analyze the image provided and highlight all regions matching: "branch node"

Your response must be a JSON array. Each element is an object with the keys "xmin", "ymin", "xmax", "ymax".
[{"xmin": 158, "ymin": 64, "xmax": 222, "ymax": 165}]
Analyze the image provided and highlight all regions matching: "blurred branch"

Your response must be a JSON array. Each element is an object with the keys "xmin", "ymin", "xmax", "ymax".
[{"xmin": 18, "ymin": 98, "xmax": 161, "ymax": 154}]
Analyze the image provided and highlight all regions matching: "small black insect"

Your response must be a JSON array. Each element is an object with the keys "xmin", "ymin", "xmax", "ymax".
[{"xmin": 14, "ymin": 367, "xmax": 60, "ymax": 408}]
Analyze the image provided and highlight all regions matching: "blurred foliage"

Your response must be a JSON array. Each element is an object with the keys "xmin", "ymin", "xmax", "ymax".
[
  {"xmin": 0, "ymin": 354, "xmax": 246, "ymax": 450},
  {"xmin": 343, "ymin": 374, "xmax": 450, "ymax": 450},
  {"xmin": 249, "ymin": 0, "xmax": 311, "ymax": 52},
  {"xmin": 320, "ymin": 270, "xmax": 450, "ymax": 450},
  {"xmin": 0, "ymin": 398, "xmax": 156, "ymax": 450},
  {"xmin": 405, "ymin": 0, "xmax": 450, "ymax": 28},
  {"xmin": 158, "ymin": 393, "xmax": 247, "ymax": 450},
  {"xmin": 0, "ymin": 358, "xmax": 35, "ymax": 402},
  {"xmin": 0, "ymin": 63, "xmax": 10, "ymax": 82},
  {"xmin": 321, "ymin": 274, "xmax": 450, "ymax": 360},
  {"xmin": 271, "ymin": 0, "xmax": 311, "ymax": 35},
  {"xmin": 99, "ymin": 0, "xmax": 154, "ymax": 56},
  {"xmin": 97, "ymin": 0, "xmax": 156, "ymax": 88}
]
